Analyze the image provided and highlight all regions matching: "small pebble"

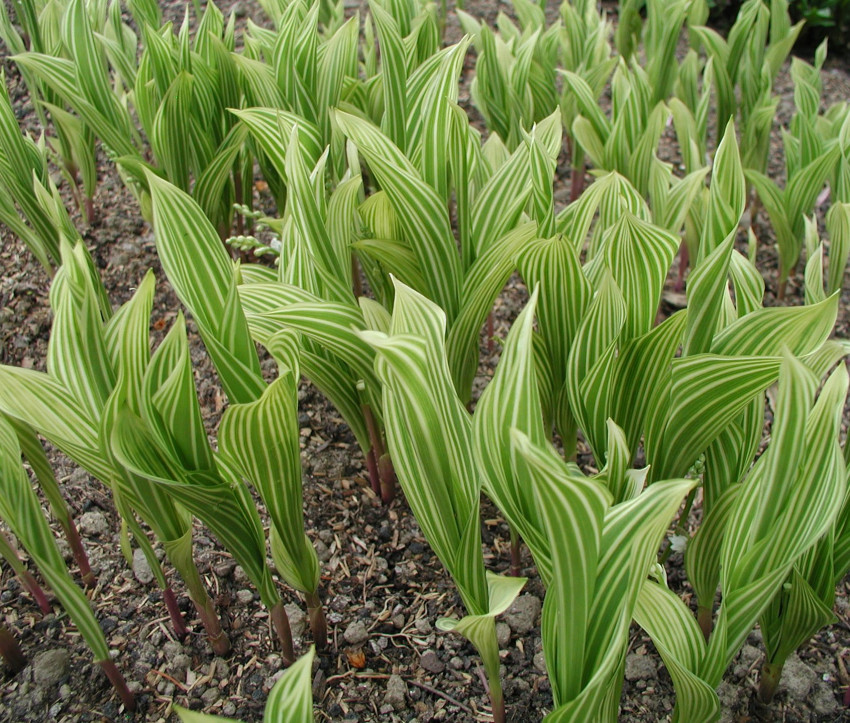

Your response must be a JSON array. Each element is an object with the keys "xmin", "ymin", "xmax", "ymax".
[
  {"xmin": 503, "ymin": 595, "xmax": 541, "ymax": 634},
  {"xmin": 496, "ymin": 622, "xmax": 511, "ymax": 647},
  {"xmin": 419, "ymin": 650, "xmax": 444, "ymax": 674},
  {"xmin": 201, "ymin": 687, "xmax": 220, "ymax": 705},
  {"xmin": 383, "ymin": 674, "xmax": 406, "ymax": 711},
  {"xmin": 343, "ymin": 620, "xmax": 369, "ymax": 646},
  {"xmin": 79, "ymin": 511, "xmax": 109, "ymax": 537},
  {"xmin": 235, "ymin": 589, "xmax": 254, "ymax": 604},
  {"xmin": 132, "ymin": 548, "xmax": 154, "ymax": 585},
  {"xmin": 281, "ymin": 604, "xmax": 306, "ymax": 639},
  {"xmin": 32, "ymin": 649, "xmax": 70, "ymax": 688},
  {"xmin": 625, "ymin": 654, "xmax": 657, "ymax": 682}
]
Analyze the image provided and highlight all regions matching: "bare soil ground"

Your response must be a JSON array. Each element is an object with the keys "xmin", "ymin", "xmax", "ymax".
[{"xmin": 2, "ymin": 2, "xmax": 850, "ymax": 722}]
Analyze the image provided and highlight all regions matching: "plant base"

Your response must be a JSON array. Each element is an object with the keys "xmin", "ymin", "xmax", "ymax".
[
  {"xmin": 97, "ymin": 658, "xmax": 136, "ymax": 711},
  {"xmin": 0, "ymin": 625, "xmax": 26, "ymax": 672},
  {"xmin": 271, "ymin": 601, "xmax": 296, "ymax": 665},
  {"xmin": 306, "ymin": 590, "xmax": 328, "ymax": 650},
  {"xmin": 192, "ymin": 596, "xmax": 231, "ymax": 657},
  {"xmin": 758, "ymin": 661, "xmax": 783, "ymax": 704},
  {"xmin": 697, "ymin": 606, "xmax": 712, "ymax": 642},
  {"xmin": 64, "ymin": 518, "xmax": 96, "ymax": 588},
  {"xmin": 164, "ymin": 587, "xmax": 188, "ymax": 639},
  {"xmin": 21, "ymin": 570, "xmax": 51, "ymax": 615}
]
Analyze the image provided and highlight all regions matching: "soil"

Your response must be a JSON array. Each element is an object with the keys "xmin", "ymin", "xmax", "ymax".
[{"xmin": 1, "ymin": 2, "xmax": 850, "ymax": 722}]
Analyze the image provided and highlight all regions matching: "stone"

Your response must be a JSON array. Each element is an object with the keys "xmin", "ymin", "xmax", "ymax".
[
  {"xmin": 235, "ymin": 589, "xmax": 254, "ymax": 604},
  {"xmin": 170, "ymin": 654, "xmax": 191, "ymax": 674},
  {"xmin": 32, "ymin": 649, "xmax": 70, "ymax": 688},
  {"xmin": 284, "ymin": 604, "xmax": 307, "ymax": 639},
  {"xmin": 624, "ymin": 653, "xmax": 656, "ymax": 682},
  {"xmin": 315, "ymin": 540, "xmax": 332, "ymax": 563},
  {"xmin": 222, "ymin": 702, "xmax": 237, "ymax": 716},
  {"xmin": 162, "ymin": 641, "xmax": 183, "ymax": 659},
  {"xmin": 779, "ymin": 654, "xmax": 818, "ymax": 699},
  {"xmin": 503, "ymin": 595, "xmax": 541, "ymax": 635},
  {"xmin": 132, "ymin": 548, "xmax": 154, "ymax": 584},
  {"xmin": 811, "ymin": 682, "xmax": 838, "ymax": 716},
  {"xmin": 419, "ymin": 650, "xmax": 444, "ymax": 674},
  {"xmin": 383, "ymin": 674, "xmax": 407, "ymax": 711},
  {"xmin": 532, "ymin": 651, "xmax": 547, "ymax": 674},
  {"xmin": 79, "ymin": 511, "xmax": 109, "ymax": 537},
  {"xmin": 495, "ymin": 622, "xmax": 511, "ymax": 647},
  {"xmin": 343, "ymin": 620, "xmax": 369, "ymax": 647},
  {"xmin": 201, "ymin": 687, "xmax": 220, "ymax": 705}
]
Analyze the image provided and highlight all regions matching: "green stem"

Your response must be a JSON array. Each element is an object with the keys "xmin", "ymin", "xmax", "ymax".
[{"xmin": 758, "ymin": 660, "xmax": 784, "ymax": 704}]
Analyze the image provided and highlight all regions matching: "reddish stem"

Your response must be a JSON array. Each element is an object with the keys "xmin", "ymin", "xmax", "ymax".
[
  {"xmin": 97, "ymin": 658, "xmax": 136, "ymax": 711},
  {"xmin": 365, "ymin": 448, "xmax": 381, "ymax": 497},
  {"xmin": 163, "ymin": 587, "xmax": 188, "ymax": 640},
  {"xmin": 63, "ymin": 518, "xmax": 95, "ymax": 588},
  {"xmin": 305, "ymin": 590, "xmax": 328, "ymax": 650},
  {"xmin": 270, "ymin": 601, "xmax": 296, "ymax": 665},
  {"xmin": 569, "ymin": 163, "xmax": 586, "ymax": 202},
  {"xmin": 487, "ymin": 312, "xmax": 494, "ymax": 353},
  {"xmin": 675, "ymin": 241, "xmax": 689, "ymax": 293},
  {"xmin": 21, "ymin": 570, "xmax": 51, "ymax": 615},
  {"xmin": 84, "ymin": 197, "xmax": 95, "ymax": 226},
  {"xmin": 697, "ymin": 606, "xmax": 712, "ymax": 642},
  {"xmin": 378, "ymin": 453, "xmax": 396, "ymax": 505},
  {"xmin": 192, "ymin": 596, "xmax": 231, "ymax": 657},
  {"xmin": 0, "ymin": 625, "xmax": 26, "ymax": 673},
  {"xmin": 509, "ymin": 529, "xmax": 522, "ymax": 577},
  {"xmin": 352, "ymin": 255, "xmax": 363, "ymax": 298}
]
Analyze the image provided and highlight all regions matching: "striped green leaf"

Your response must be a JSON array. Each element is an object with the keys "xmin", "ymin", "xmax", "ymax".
[
  {"xmin": 146, "ymin": 172, "xmax": 264, "ymax": 403},
  {"xmin": 473, "ymin": 290, "xmax": 553, "ymax": 582},
  {"xmin": 336, "ymin": 110, "xmax": 462, "ymax": 322},
  {"xmin": 446, "ymin": 222, "xmax": 538, "ymax": 401},
  {"xmin": 0, "ymin": 415, "xmax": 110, "ymax": 662},
  {"xmin": 361, "ymin": 280, "xmax": 487, "ymax": 614},
  {"xmin": 648, "ymin": 355, "xmax": 781, "ymax": 482},
  {"xmin": 701, "ymin": 355, "xmax": 848, "ymax": 687},
  {"xmin": 219, "ymin": 356, "xmax": 320, "ymax": 595},
  {"xmin": 634, "ymin": 577, "xmax": 720, "ymax": 722}
]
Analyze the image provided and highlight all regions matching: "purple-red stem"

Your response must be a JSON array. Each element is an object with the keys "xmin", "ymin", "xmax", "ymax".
[
  {"xmin": 192, "ymin": 596, "xmax": 231, "ymax": 657},
  {"xmin": 487, "ymin": 312, "xmax": 494, "ymax": 353},
  {"xmin": 163, "ymin": 587, "xmax": 188, "ymax": 640},
  {"xmin": 675, "ymin": 241, "xmax": 689, "ymax": 293},
  {"xmin": 97, "ymin": 658, "xmax": 136, "ymax": 711},
  {"xmin": 569, "ymin": 163, "xmax": 586, "ymax": 202},
  {"xmin": 697, "ymin": 606, "xmax": 712, "ymax": 642},
  {"xmin": 0, "ymin": 625, "xmax": 26, "ymax": 673},
  {"xmin": 366, "ymin": 448, "xmax": 381, "ymax": 497},
  {"xmin": 378, "ymin": 453, "xmax": 396, "ymax": 505},
  {"xmin": 305, "ymin": 590, "xmax": 328, "ymax": 650},
  {"xmin": 63, "ymin": 518, "xmax": 95, "ymax": 588},
  {"xmin": 21, "ymin": 569, "xmax": 51, "ymax": 615},
  {"xmin": 270, "ymin": 601, "xmax": 296, "ymax": 665}
]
